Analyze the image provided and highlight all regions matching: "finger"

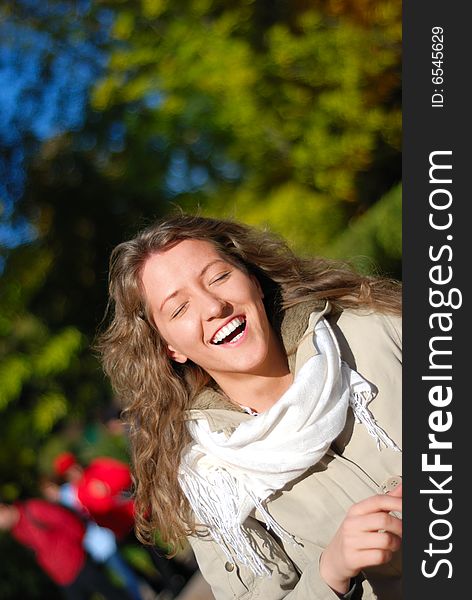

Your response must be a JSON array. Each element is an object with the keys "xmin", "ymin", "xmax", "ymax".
[
  {"xmin": 357, "ymin": 548, "xmax": 395, "ymax": 568},
  {"xmin": 352, "ymin": 512, "xmax": 403, "ymax": 537},
  {"xmin": 353, "ymin": 531, "xmax": 402, "ymax": 553},
  {"xmin": 348, "ymin": 494, "xmax": 402, "ymax": 517}
]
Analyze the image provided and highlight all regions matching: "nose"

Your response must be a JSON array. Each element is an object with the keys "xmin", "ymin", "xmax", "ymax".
[{"xmin": 200, "ymin": 290, "xmax": 230, "ymax": 321}]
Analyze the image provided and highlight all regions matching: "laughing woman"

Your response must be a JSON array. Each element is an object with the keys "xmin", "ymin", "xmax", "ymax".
[{"xmin": 97, "ymin": 214, "xmax": 402, "ymax": 600}]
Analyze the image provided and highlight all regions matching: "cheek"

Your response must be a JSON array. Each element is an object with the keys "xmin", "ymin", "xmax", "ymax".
[
  {"xmin": 248, "ymin": 285, "xmax": 268, "ymax": 314},
  {"xmin": 232, "ymin": 276, "xmax": 263, "ymax": 303},
  {"xmin": 160, "ymin": 319, "xmax": 201, "ymax": 352}
]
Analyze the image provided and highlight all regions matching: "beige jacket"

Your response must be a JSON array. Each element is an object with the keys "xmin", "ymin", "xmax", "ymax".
[{"xmin": 185, "ymin": 302, "xmax": 402, "ymax": 599}]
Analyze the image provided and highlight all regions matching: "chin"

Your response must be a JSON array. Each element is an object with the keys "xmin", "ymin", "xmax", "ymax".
[{"xmin": 235, "ymin": 353, "xmax": 269, "ymax": 375}]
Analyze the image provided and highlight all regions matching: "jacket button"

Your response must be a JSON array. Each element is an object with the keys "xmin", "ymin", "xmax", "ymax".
[
  {"xmin": 380, "ymin": 475, "xmax": 402, "ymax": 494},
  {"xmin": 224, "ymin": 561, "xmax": 235, "ymax": 572}
]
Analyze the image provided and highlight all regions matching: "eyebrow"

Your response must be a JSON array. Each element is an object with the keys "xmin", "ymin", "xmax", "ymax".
[{"xmin": 159, "ymin": 259, "xmax": 228, "ymax": 311}]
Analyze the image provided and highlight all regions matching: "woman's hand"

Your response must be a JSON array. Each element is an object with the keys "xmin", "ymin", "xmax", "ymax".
[{"xmin": 319, "ymin": 484, "xmax": 402, "ymax": 595}]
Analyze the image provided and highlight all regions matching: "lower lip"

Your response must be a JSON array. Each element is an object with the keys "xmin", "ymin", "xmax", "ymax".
[{"xmin": 217, "ymin": 321, "xmax": 249, "ymax": 348}]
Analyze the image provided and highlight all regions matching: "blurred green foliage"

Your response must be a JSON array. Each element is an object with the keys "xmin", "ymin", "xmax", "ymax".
[
  {"xmin": 0, "ymin": 245, "xmax": 83, "ymax": 499},
  {"xmin": 325, "ymin": 182, "xmax": 402, "ymax": 274},
  {"xmin": 94, "ymin": 0, "xmax": 401, "ymax": 247}
]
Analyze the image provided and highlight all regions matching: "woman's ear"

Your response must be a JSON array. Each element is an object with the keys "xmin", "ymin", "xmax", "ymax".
[{"xmin": 166, "ymin": 345, "xmax": 188, "ymax": 364}]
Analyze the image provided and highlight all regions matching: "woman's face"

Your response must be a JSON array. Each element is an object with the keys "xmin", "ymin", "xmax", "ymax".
[{"xmin": 141, "ymin": 239, "xmax": 282, "ymax": 384}]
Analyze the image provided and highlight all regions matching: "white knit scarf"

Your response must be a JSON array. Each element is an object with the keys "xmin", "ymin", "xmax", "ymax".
[{"xmin": 179, "ymin": 317, "xmax": 400, "ymax": 576}]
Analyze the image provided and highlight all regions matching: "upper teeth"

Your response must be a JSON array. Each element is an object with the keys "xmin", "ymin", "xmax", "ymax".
[{"xmin": 212, "ymin": 317, "xmax": 245, "ymax": 344}]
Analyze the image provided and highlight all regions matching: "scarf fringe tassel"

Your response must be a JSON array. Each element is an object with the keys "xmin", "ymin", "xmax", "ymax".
[
  {"xmin": 350, "ymin": 391, "xmax": 401, "ymax": 452},
  {"xmin": 180, "ymin": 463, "xmax": 298, "ymax": 577}
]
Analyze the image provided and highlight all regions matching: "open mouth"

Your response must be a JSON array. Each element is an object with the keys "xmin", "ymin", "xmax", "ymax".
[{"xmin": 211, "ymin": 316, "xmax": 247, "ymax": 345}]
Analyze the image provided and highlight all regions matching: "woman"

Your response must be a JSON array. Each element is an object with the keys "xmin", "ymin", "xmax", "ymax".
[{"xmin": 97, "ymin": 213, "xmax": 402, "ymax": 599}]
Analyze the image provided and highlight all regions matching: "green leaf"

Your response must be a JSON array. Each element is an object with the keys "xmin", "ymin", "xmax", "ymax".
[
  {"xmin": 33, "ymin": 327, "xmax": 83, "ymax": 377},
  {"xmin": 33, "ymin": 392, "xmax": 68, "ymax": 434},
  {"xmin": 0, "ymin": 355, "xmax": 31, "ymax": 410}
]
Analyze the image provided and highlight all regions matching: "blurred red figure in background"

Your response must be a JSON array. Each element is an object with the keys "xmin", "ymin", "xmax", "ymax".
[
  {"xmin": 53, "ymin": 452, "xmax": 194, "ymax": 598},
  {"xmin": 53, "ymin": 452, "xmax": 134, "ymax": 541},
  {"xmin": 0, "ymin": 498, "xmax": 130, "ymax": 600}
]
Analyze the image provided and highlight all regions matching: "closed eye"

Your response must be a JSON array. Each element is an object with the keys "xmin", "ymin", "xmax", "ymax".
[
  {"xmin": 171, "ymin": 303, "xmax": 188, "ymax": 319},
  {"xmin": 210, "ymin": 272, "xmax": 231, "ymax": 285}
]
